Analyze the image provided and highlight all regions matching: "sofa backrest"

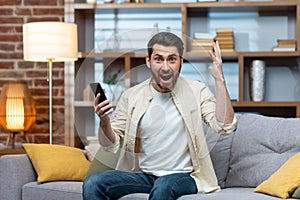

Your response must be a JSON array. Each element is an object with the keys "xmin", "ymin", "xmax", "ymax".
[
  {"xmin": 224, "ymin": 113, "xmax": 300, "ymax": 188},
  {"xmin": 204, "ymin": 115, "xmax": 239, "ymax": 188}
]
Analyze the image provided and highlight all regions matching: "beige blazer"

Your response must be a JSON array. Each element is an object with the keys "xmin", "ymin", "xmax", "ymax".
[{"xmin": 107, "ymin": 77, "xmax": 236, "ymax": 193}]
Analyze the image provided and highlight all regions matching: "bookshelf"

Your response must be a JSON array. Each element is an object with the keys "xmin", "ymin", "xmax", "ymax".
[{"xmin": 64, "ymin": 0, "xmax": 300, "ymax": 146}]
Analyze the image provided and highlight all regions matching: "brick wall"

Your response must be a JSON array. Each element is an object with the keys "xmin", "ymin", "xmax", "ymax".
[{"xmin": 0, "ymin": 0, "xmax": 65, "ymax": 147}]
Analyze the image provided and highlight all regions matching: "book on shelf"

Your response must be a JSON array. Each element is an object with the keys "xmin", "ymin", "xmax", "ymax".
[
  {"xmin": 191, "ymin": 42, "xmax": 213, "ymax": 52},
  {"xmin": 272, "ymin": 39, "xmax": 297, "ymax": 52},
  {"xmin": 216, "ymin": 28, "xmax": 235, "ymax": 52},
  {"xmin": 192, "ymin": 32, "xmax": 214, "ymax": 52},
  {"xmin": 277, "ymin": 39, "xmax": 296, "ymax": 45},
  {"xmin": 192, "ymin": 38, "xmax": 214, "ymax": 43},
  {"xmin": 272, "ymin": 47, "xmax": 296, "ymax": 52},
  {"xmin": 194, "ymin": 32, "xmax": 214, "ymax": 40},
  {"xmin": 160, "ymin": 0, "xmax": 196, "ymax": 3},
  {"xmin": 216, "ymin": 28, "xmax": 234, "ymax": 33}
]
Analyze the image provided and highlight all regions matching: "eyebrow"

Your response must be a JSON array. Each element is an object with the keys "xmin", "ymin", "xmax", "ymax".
[{"xmin": 153, "ymin": 53, "xmax": 178, "ymax": 58}]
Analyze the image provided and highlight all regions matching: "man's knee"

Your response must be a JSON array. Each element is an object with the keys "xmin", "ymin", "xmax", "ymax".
[
  {"xmin": 82, "ymin": 172, "xmax": 109, "ymax": 200},
  {"xmin": 150, "ymin": 176, "xmax": 176, "ymax": 199}
]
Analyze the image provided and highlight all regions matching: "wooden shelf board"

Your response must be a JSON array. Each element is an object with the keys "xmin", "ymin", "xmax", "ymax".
[
  {"xmin": 239, "ymin": 51, "xmax": 300, "ymax": 57},
  {"xmin": 232, "ymin": 101, "xmax": 300, "ymax": 107},
  {"xmin": 72, "ymin": 1, "xmax": 299, "ymax": 10},
  {"xmin": 79, "ymin": 52, "xmax": 135, "ymax": 58},
  {"xmin": 0, "ymin": 149, "xmax": 26, "ymax": 157},
  {"xmin": 74, "ymin": 2, "xmax": 183, "ymax": 10},
  {"xmin": 75, "ymin": 100, "xmax": 118, "ymax": 107},
  {"xmin": 187, "ymin": 1, "xmax": 299, "ymax": 8}
]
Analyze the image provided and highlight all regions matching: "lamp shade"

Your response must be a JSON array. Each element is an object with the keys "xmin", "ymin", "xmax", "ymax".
[
  {"xmin": 0, "ymin": 82, "xmax": 36, "ymax": 132},
  {"xmin": 23, "ymin": 22, "xmax": 78, "ymax": 62}
]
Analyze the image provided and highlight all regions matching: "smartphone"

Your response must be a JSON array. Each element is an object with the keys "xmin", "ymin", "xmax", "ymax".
[{"xmin": 90, "ymin": 82, "xmax": 107, "ymax": 104}]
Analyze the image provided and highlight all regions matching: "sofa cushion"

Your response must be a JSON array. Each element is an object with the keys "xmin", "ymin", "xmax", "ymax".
[
  {"xmin": 23, "ymin": 144, "xmax": 90, "ymax": 183},
  {"xmin": 0, "ymin": 154, "xmax": 37, "ymax": 200},
  {"xmin": 22, "ymin": 181, "xmax": 82, "ymax": 200},
  {"xmin": 119, "ymin": 188, "xmax": 286, "ymax": 200},
  {"xmin": 225, "ymin": 114, "xmax": 300, "ymax": 188},
  {"xmin": 254, "ymin": 152, "xmax": 300, "ymax": 199}
]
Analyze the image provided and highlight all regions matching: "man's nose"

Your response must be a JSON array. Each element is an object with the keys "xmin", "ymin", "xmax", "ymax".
[{"xmin": 162, "ymin": 60, "xmax": 170, "ymax": 71}]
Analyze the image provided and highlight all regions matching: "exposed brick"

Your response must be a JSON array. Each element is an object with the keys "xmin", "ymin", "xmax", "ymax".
[
  {"xmin": 33, "ymin": 8, "xmax": 64, "ymax": 16},
  {"xmin": 0, "ymin": 0, "xmax": 21, "ymax": 6},
  {"xmin": 34, "ymin": 98, "xmax": 49, "ymax": 107},
  {"xmin": 36, "ymin": 62, "xmax": 47, "ymax": 69},
  {"xmin": 31, "ymin": 88, "xmax": 49, "ymax": 96},
  {"xmin": 24, "ymin": 0, "xmax": 58, "ymax": 6},
  {"xmin": 34, "ymin": 80, "xmax": 49, "ymax": 87},
  {"xmin": 0, "ymin": 44, "xmax": 15, "ymax": 51},
  {"xmin": 15, "ymin": 8, "xmax": 32, "ymax": 16},
  {"xmin": 0, "ymin": 52, "xmax": 23, "ymax": 59},
  {"xmin": 53, "ymin": 79, "xmax": 64, "ymax": 87},
  {"xmin": 25, "ymin": 70, "xmax": 47, "ymax": 78},
  {"xmin": 53, "ymin": 98, "xmax": 64, "ymax": 106},
  {"xmin": 0, "ymin": 70, "xmax": 24, "ymax": 78},
  {"xmin": 0, "ymin": 0, "xmax": 65, "ymax": 146},
  {"xmin": 35, "ymin": 108, "xmax": 49, "ymax": 115},
  {"xmin": 59, "ymin": 88, "xmax": 64, "ymax": 96},
  {"xmin": 16, "ymin": 43, "xmax": 23, "ymax": 51},
  {"xmin": 26, "ymin": 17, "xmax": 61, "ymax": 23},
  {"xmin": 0, "ymin": 8, "xmax": 13, "ymax": 15},
  {"xmin": 58, "ymin": 0, "xmax": 64, "ymax": 6},
  {"xmin": 0, "ymin": 26, "xmax": 22, "ymax": 33},
  {"xmin": 0, "ymin": 61, "xmax": 14, "ymax": 69},
  {"xmin": 0, "ymin": 17, "xmax": 24, "ymax": 24},
  {"xmin": 0, "ymin": 34, "xmax": 23, "ymax": 42},
  {"xmin": 18, "ymin": 61, "xmax": 35, "ymax": 69}
]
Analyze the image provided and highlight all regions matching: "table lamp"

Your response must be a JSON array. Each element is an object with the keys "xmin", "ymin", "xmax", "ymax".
[
  {"xmin": 23, "ymin": 22, "xmax": 78, "ymax": 144},
  {"xmin": 0, "ymin": 81, "xmax": 36, "ymax": 148}
]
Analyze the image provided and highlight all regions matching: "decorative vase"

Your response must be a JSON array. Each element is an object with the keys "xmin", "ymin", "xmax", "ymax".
[{"xmin": 249, "ymin": 60, "xmax": 266, "ymax": 102}]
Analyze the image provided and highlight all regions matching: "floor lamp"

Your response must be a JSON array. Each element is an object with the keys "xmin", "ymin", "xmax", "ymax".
[{"xmin": 23, "ymin": 22, "xmax": 78, "ymax": 144}]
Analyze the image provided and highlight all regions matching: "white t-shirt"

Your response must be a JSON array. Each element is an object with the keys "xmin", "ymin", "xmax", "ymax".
[{"xmin": 138, "ymin": 86, "xmax": 193, "ymax": 176}]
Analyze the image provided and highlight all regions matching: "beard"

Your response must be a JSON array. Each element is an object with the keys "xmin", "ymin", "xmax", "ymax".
[{"xmin": 150, "ymin": 64, "xmax": 182, "ymax": 93}]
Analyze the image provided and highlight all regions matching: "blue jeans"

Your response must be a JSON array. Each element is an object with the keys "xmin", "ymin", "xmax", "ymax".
[{"xmin": 82, "ymin": 170, "xmax": 197, "ymax": 200}]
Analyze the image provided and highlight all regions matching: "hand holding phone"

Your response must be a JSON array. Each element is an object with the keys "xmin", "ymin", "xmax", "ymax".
[
  {"xmin": 90, "ymin": 82, "xmax": 107, "ymax": 104},
  {"xmin": 90, "ymin": 82, "xmax": 112, "ymax": 116}
]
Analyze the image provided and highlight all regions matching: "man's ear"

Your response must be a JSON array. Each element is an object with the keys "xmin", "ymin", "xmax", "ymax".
[{"xmin": 145, "ymin": 53, "xmax": 150, "ymax": 68}]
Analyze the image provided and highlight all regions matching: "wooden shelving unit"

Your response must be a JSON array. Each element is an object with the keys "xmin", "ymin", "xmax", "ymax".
[{"xmin": 64, "ymin": 0, "xmax": 300, "ymax": 146}]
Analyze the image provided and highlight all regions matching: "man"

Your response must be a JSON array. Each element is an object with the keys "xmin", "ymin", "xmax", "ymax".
[{"xmin": 83, "ymin": 32, "xmax": 236, "ymax": 200}]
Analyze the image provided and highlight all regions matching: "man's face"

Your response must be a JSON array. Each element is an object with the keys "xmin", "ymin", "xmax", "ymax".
[{"xmin": 146, "ymin": 44, "xmax": 183, "ymax": 93}]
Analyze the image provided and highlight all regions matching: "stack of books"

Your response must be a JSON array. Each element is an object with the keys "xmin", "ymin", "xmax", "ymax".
[
  {"xmin": 216, "ymin": 28, "xmax": 235, "ymax": 52},
  {"xmin": 191, "ymin": 32, "xmax": 214, "ymax": 52},
  {"xmin": 272, "ymin": 39, "xmax": 296, "ymax": 52}
]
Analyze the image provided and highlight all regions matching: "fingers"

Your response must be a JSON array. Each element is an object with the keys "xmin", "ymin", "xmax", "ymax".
[
  {"xmin": 95, "ymin": 99, "xmax": 113, "ymax": 118},
  {"xmin": 94, "ymin": 93, "xmax": 100, "ymax": 107},
  {"xmin": 209, "ymin": 41, "xmax": 221, "ymax": 59},
  {"xmin": 214, "ymin": 40, "xmax": 221, "ymax": 58}
]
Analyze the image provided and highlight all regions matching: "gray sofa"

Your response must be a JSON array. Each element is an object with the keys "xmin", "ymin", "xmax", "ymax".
[{"xmin": 1, "ymin": 113, "xmax": 299, "ymax": 200}]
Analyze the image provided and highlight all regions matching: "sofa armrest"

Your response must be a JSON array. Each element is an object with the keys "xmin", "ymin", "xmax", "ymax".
[{"xmin": 0, "ymin": 154, "xmax": 37, "ymax": 200}]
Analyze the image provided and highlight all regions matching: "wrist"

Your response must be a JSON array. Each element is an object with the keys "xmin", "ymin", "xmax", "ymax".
[{"xmin": 100, "ymin": 117, "xmax": 110, "ymax": 127}]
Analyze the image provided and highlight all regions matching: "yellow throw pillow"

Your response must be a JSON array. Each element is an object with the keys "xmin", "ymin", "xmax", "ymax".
[
  {"xmin": 254, "ymin": 152, "xmax": 300, "ymax": 199},
  {"xmin": 23, "ymin": 143, "xmax": 90, "ymax": 183}
]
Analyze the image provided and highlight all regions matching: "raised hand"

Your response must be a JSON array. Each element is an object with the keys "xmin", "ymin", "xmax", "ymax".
[{"xmin": 208, "ymin": 41, "xmax": 225, "ymax": 83}]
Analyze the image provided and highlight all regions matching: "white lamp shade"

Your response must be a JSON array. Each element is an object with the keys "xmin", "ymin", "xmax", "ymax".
[{"xmin": 23, "ymin": 22, "xmax": 78, "ymax": 62}]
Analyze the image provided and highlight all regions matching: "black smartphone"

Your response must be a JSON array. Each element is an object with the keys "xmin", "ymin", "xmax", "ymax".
[{"xmin": 90, "ymin": 82, "xmax": 107, "ymax": 104}]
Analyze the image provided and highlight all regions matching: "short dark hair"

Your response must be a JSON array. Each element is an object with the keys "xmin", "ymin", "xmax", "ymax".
[{"xmin": 147, "ymin": 32, "xmax": 184, "ymax": 58}]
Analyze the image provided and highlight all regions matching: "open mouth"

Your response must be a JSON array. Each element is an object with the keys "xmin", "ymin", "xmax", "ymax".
[{"xmin": 160, "ymin": 74, "xmax": 172, "ymax": 81}]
